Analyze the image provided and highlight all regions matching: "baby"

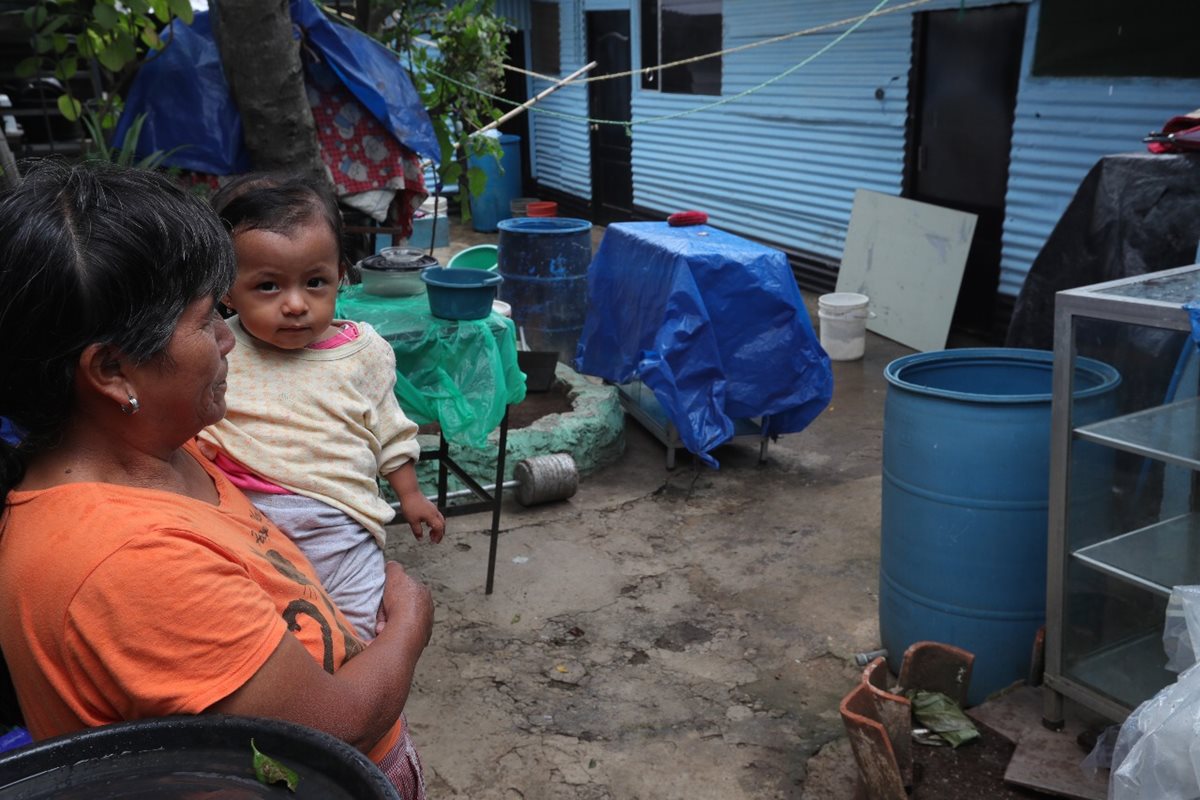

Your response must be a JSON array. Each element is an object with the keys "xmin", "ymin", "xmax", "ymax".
[{"xmin": 199, "ymin": 172, "xmax": 444, "ymax": 639}]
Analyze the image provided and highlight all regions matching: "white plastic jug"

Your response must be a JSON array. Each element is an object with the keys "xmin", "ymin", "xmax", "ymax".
[{"xmin": 818, "ymin": 292, "xmax": 873, "ymax": 361}]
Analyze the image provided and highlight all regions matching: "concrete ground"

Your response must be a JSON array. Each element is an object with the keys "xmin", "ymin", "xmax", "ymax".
[{"xmin": 380, "ymin": 219, "xmax": 931, "ymax": 798}]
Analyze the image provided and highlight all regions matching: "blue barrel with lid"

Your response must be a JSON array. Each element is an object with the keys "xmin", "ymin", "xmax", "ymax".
[
  {"xmin": 468, "ymin": 133, "xmax": 522, "ymax": 233},
  {"xmin": 879, "ymin": 348, "xmax": 1120, "ymax": 705},
  {"xmin": 497, "ymin": 217, "xmax": 593, "ymax": 364}
]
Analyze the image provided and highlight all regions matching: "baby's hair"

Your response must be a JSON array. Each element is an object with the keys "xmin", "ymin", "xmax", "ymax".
[{"xmin": 211, "ymin": 172, "xmax": 345, "ymax": 267}]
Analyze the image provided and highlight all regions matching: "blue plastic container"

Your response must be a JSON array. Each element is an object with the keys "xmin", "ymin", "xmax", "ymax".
[
  {"xmin": 879, "ymin": 348, "xmax": 1120, "ymax": 705},
  {"xmin": 496, "ymin": 217, "xmax": 593, "ymax": 364},
  {"xmin": 468, "ymin": 134, "xmax": 522, "ymax": 233},
  {"xmin": 420, "ymin": 267, "xmax": 503, "ymax": 320}
]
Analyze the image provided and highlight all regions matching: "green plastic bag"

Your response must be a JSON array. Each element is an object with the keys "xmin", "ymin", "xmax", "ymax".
[{"xmin": 906, "ymin": 690, "xmax": 980, "ymax": 748}]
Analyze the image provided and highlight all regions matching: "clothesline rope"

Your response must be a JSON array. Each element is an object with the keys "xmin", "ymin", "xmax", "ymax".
[
  {"xmin": 408, "ymin": 0, "xmax": 894, "ymax": 129},
  {"xmin": 435, "ymin": 0, "xmax": 935, "ymax": 86}
]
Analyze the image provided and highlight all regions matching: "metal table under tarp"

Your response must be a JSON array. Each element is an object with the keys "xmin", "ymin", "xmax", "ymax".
[
  {"xmin": 575, "ymin": 222, "xmax": 833, "ymax": 468},
  {"xmin": 337, "ymin": 286, "xmax": 526, "ymax": 593}
]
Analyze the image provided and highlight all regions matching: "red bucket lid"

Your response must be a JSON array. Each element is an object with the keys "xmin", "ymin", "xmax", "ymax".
[{"xmin": 526, "ymin": 201, "xmax": 558, "ymax": 217}]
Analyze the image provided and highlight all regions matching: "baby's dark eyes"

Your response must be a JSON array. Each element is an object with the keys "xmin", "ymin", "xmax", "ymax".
[
  {"xmin": 255, "ymin": 282, "xmax": 278, "ymax": 292},
  {"xmin": 307, "ymin": 277, "xmax": 328, "ymax": 289}
]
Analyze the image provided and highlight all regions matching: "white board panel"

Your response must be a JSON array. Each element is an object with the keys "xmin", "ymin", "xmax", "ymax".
[{"xmin": 836, "ymin": 189, "xmax": 977, "ymax": 353}]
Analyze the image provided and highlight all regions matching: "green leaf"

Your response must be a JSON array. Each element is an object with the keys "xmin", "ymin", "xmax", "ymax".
[
  {"xmin": 53, "ymin": 57, "xmax": 78, "ymax": 81},
  {"xmin": 92, "ymin": 3, "xmax": 119, "ymax": 30},
  {"xmin": 52, "ymin": 33, "xmax": 68, "ymax": 53},
  {"xmin": 14, "ymin": 57, "xmax": 40, "ymax": 78},
  {"xmin": 166, "ymin": 0, "xmax": 193, "ymax": 24},
  {"xmin": 251, "ymin": 739, "xmax": 299, "ymax": 792},
  {"xmin": 96, "ymin": 43, "xmax": 124, "ymax": 71},
  {"xmin": 80, "ymin": 110, "xmax": 112, "ymax": 162},
  {"xmin": 116, "ymin": 30, "xmax": 137, "ymax": 63},
  {"xmin": 33, "ymin": 34, "xmax": 52, "ymax": 53},
  {"xmin": 56, "ymin": 93, "xmax": 82, "ymax": 122},
  {"xmin": 139, "ymin": 25, "xmax": 160, "ymax": 49},
  {"xmin": 149, "ymin": 0, "xmax": 168, "ymax": 18},
  {"xmin": 41, "ymin": 15, "xmax": 70, "ymax": 34},
  {"xmin": 34, "ymin": 5, "xmax": 47, "ymax": 28},
  {"xmin": 80, "ymin": 29, "xmax": 102, "ymax": 58},
  {"xmin": 466, "ymin": 165, "xmax": 487, "ymax": 198}
]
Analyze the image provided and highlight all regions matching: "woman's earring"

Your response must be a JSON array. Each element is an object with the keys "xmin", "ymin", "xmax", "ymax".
[{"xmin": 121, "ymin": 394, "xmax": 140, "ymax": 415}]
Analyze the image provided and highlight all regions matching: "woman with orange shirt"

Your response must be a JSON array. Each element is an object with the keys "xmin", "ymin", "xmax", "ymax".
[{"xmin": 0, "ymin": 161, "xmax": 432, "ymax": 798}]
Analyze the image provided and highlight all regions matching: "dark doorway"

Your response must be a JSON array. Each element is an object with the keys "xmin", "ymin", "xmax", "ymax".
[
  {"xmin": 586, "ymin": 10, "xmax": 633, "ymax": 224},
  {"xmin": 499, "ymin": 30, "xmax": 532, "ymax": 196},
  {"xmin": 906, "ymin": 4, "xmax": 1027, "ymax": 337}
]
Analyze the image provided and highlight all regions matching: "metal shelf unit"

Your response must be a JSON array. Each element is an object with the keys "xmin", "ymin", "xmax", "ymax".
[{"xmin": 1046, "ymin": 263, "xmax": 1200, "ymax": 727}]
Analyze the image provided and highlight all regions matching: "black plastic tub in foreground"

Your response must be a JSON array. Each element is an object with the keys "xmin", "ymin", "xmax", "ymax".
[{"xmin": 0, "ymin": 714, "xmax": 399, "ymax": 799}]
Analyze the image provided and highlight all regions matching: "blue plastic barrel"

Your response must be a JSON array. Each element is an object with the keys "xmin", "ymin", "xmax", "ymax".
[
  {"xmin": 879, "ymin": 348, "xmax": 1120, "ymax": 705},
  {"xmin": 497, "ymin": 217, "xmax": 593, "ymax": 364},
  {"xmin": 468, "ymin": 134, "xmax": 522, "ymax": 233}
]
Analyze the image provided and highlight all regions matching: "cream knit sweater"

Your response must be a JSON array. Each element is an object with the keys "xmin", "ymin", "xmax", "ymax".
[{"xmin": 199, "ymin": 318, "xmax": 420, "ymax": 546}]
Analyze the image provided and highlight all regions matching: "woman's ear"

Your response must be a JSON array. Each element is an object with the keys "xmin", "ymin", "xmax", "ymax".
[{"xmin": 77, "ymin": 343, "xmax": 135, "ymax": 411}]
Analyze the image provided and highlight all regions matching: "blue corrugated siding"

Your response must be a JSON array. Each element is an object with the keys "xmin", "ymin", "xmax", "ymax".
[
  {"xmin": 519, "ymin": 0, "xmax": 592, "ymax": 196},
  {"xmin": 635, "ymin": 1, "xmax": 900, "ymax": 260},
  {"xmin": 999, "ymin": 8, "xmax": 1200, "ymax": 296},
  {"xmin": 522, "ymin": 0, "xmax": 1200, "ymax": 297},
  {"xmin": 630, "ymin": 0, "xmax": 1010, "ymax": 263},
  {"xmin": 495, "ymin": 0, "xmax": 531, "ymax": 29}
]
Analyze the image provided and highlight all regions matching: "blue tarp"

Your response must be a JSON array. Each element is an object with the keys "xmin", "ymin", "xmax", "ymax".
[
  {"xmin": 575, "ymin": 222, "xmax": 834, "ymax": 467},
  {"xmin": 116, "ymin": 0, "xmax": 437, "ymax": 174},
  {"xmin": 1187, "ymin": 303, "xmax": 1200, "ymax": 345}
]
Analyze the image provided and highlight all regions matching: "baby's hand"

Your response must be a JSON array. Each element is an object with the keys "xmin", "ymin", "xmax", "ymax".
[{"xmin": 401, "ymin": 492, "xmax": 446, "ymax": 544}]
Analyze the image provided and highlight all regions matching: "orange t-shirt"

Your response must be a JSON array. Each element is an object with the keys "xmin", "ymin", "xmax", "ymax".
[{"xmin": 0, "ymin": 440, "xmax": 400, "ymax": 761}]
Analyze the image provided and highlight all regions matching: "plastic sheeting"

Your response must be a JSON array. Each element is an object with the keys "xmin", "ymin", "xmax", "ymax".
[
  {"xmin": 575, "ymin": 222, "xmax": 833, "ymax": 467},
  {"xmin": 116, "ymin": 0, "xmax": 437, "ymax": 175},
  {"xmin": 1007, "ymin": 152, "xmax": 1200, "ymax": 350},
  {"xmin": 336, "ymin": 287, "xmax": 525, "ymax": 449},
  {"xmin": 1110, "ymin": 585, "xmax": 1200, "ymax": 799}
]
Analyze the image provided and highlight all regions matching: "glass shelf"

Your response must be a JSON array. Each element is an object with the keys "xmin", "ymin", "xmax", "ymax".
[
  {"xmin": 1073, "ymin": 513, "xmax": 1200, "ymax": 597},
  {"xmin": 1066, "ymin": 630, "xmax": 1175, "ymax": 711},
  {"xmin": 1092, "ymin": 268, "xmax": 1200, "ymax": 304},
  {"xmin": 1074, "ymin": 396, "xmax": 1200, "ymax": 471}
]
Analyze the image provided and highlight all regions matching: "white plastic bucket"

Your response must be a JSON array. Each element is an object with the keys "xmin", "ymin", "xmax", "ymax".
[{"xmin": 818, "ymin": 292, "xmax": 872, "ymax": 361}]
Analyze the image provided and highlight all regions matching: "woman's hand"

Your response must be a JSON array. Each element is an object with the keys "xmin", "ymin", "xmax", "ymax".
[
  {"xmin": 209, "ymin": 560, "xmax": 433, "ymax": 754},
  {"xmin": 375, "ymin": 560, "xmax": 433, "ymax": 640}
]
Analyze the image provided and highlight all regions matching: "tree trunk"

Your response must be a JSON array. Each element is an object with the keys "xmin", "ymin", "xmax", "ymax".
[
  {"xmin": 211, "ymin": 0, "xmax": 324, "ymax": 178},
  {"xmin": 0, "ymin": 134, "xmax": 18, "ymax": 192}
]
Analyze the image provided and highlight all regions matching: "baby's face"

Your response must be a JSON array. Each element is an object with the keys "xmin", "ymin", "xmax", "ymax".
[{"xmin": 223, "ymin": 221, "xmax": 341, "ymax": 350}]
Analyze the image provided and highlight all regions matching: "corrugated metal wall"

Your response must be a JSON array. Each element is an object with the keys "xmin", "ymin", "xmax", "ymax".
[
  {"xmin": 999, "ymin": 9, "xmax": 1200, "ymax": 297},
  {"xmin": 495, "ymin": 0, "xmax": 531, "ymax": 29},
  {"xmin": 512, "ymin": 0, "xmax": 1200, "ymax": 297},
  {"xmin": 632, "ymin": 0, "xmax": 917, "ymax": 264},
  {"xmin": 519, "ymin": 0, "xmax": 592, "ymax": 197}
]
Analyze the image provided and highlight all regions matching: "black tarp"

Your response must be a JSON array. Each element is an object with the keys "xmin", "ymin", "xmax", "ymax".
[{"xmin": 1007, "ymin": 152, "xmax": 1200, "ymax": 350}]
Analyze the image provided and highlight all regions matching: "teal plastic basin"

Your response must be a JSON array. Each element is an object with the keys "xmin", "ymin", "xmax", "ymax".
[{"xmin": 420, "ymin": 267, "xmax": 504, "ymax": 320}]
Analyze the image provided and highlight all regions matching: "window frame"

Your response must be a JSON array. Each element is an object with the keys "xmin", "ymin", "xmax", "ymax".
[
  {"xmin": 530, "ymin": 0, "xmax": 561, "ymax": 76},
  {"xmin": 640, "ymin": 0, "xmax": 723, "ymax": 96}
]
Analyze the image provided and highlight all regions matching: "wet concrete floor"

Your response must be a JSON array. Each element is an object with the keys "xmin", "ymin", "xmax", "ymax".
[{"xmin": 382, "ymin": 219, "xmax": 915, "ymax": 798}]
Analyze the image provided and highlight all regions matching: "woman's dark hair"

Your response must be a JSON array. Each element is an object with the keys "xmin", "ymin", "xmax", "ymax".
[
  {"xmin": 210, "ymin": 172, "xmax": 344, "ymax": 265},
  {"xmin": 0, "ymin": 160, "xmax": 237, "ymax": 499}
]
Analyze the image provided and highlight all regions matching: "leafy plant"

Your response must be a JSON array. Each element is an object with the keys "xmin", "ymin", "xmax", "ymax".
[
  {"xmin": 369, "ymin": 0, "xmax": 512, "ymax": 214},
  {"xmin": 13, "ymin": 0, "xmax": 194, "ymax": 135},
  {"xmin": 80, "ymin": 109, "xmax": 182, "ymax": 170}
]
